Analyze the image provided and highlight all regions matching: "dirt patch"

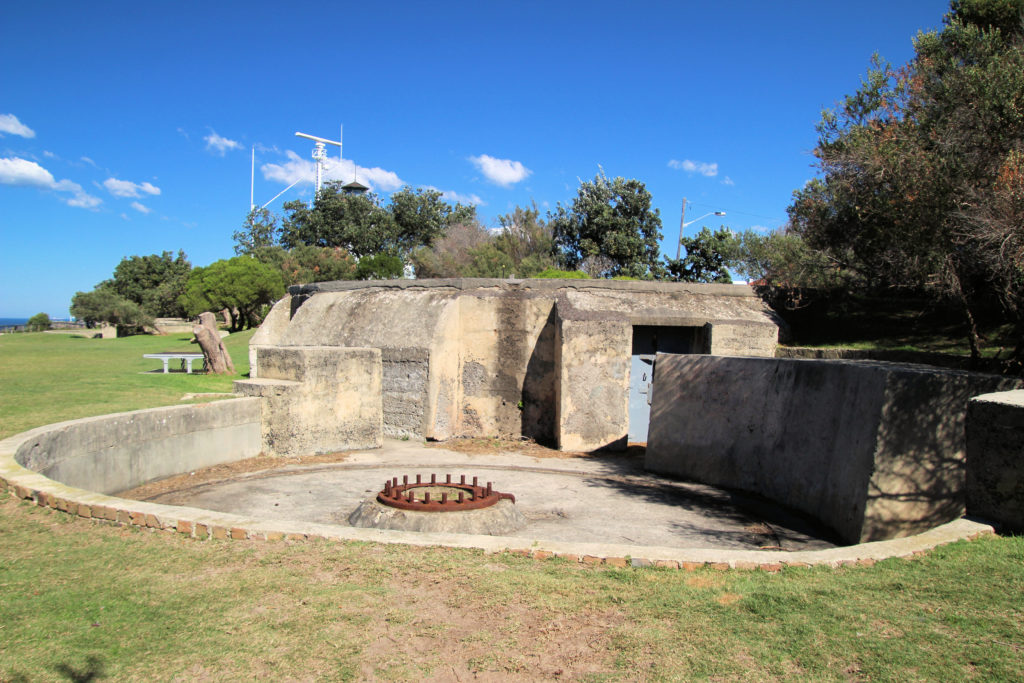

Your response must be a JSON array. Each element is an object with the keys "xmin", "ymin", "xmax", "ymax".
[
  {"xmin": 356, "ymin": 567, "xmax": 624, "ymax": 679},
  {"xmin": 118, "ymin": 451, "xmax": 354, "ymax": 500},
  {"xmin": 429, "ymin": 436, "xmax": 645, "ymax": 461}
]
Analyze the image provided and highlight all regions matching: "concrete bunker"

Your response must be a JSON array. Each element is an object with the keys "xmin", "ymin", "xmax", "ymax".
[
  {"xmin": 2, "ymin": 278, "xmax": 1023, "ymax": 564},
  {"xmin": 238, "ymin": 278, "xmax": 780, "ymax": 453}
]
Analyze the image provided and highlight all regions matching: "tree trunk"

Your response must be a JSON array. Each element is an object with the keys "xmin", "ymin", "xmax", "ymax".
[{"xmin": 193, "ymin": 311, "xmax": 235, "ymax": 374}]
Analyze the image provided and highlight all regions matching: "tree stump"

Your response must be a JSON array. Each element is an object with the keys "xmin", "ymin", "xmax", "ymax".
[{"xmin": 193, "ymin": 311, "xmax": 235, "ymax": 374}]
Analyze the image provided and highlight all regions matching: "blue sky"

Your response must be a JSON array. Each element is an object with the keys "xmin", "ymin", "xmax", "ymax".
[{"xmin": 1, "ymin": 1, "xmax": 950, "ymax": 318}]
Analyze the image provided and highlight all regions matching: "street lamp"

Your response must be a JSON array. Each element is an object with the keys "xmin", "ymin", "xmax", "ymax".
[{"xmin": 675, "ymin": 197, "xmax": 726, "ymax": 259}]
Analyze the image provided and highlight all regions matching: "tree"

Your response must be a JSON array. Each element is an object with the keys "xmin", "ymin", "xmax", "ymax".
[
  {"xmin": 278, "ymin": 245, "xmax": 358, "ymax": 285},
  {"xmin": 233, "ymin": 208, "xmax": 280, "ymax": 255},
  {"xmin": 781, "ymin": 0, "xmax": 1024, "ymax": 359},
  {"xmin": 494, "ymin": 203, "xmax": 557, "ymax": 277},
  {"xmin": 179, "ymin": 257, "xmax": 286, "ymax": 331},
  {"xmin": 665, "ymin": 227, "xmax": 740, "ymax": 283},
  {"xmin": 107, "ymin": 251, "xmax": 192, "ymax": 318},
  {"xmin": 70, "ymin": 287, "xmax": 153, "ymax": 335},
  {"xmin": 26, "ymin": 313, "xmax": 51, "ymax": 332},
  {"xmin": 280, "ymin": 186, "xmax": 395, "ymax": 257},
  {"xmin": 548, "ymin": 171, "xmax": 664, "ymax": 278},
  {"xmin": 410, "ymin": 222, "xmax": 494, "ymax": 278},
  {"xmin": 354, "ymin": 253, "xmax": 404, "ymax": 280},
  {"xmin": 389, "ymin": 186, "xmax": 476, "ymax": 254},
  {"xmin": 279, "ymin": 183, "xmax": 476, "ymax": 261}
]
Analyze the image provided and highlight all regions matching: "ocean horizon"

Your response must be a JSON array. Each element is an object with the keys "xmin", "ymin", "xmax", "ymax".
[{"xmin": 0, "ymin": 318, "xmax": 29, "ymax": 327}]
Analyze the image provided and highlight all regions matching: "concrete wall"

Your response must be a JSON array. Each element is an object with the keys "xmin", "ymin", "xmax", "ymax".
[
  {"xmin": 382, "ymin": 348, "xmax": 429, "ymax": 439},
  {"xmin": 250, "ymin": 279, "xmax": 780, "ymax": 452},
  {"xmin": 235, "ymin": 345, "xmax": 383, "ymax": 456},
  {"xmin": 11, "ymin": 399, "xmax": 261, "ymax": 495},
  {"xmin": 646, "ymin": 355, "xmax": 1022, "ymax": 544},
  {"xmin": 967, "ymin": 390, "xmax": 1024, "ymax": 531}
]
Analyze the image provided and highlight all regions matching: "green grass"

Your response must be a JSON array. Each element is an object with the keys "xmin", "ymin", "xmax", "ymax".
[
  {"xmin": 1, "ymin": 327, "xmax": 1023, "ymax": 679},
  {"xmin": 0, "ymin": 330, "xmax": 253, "ymax": 440},
  {"xmin": 0, "ymin": 496, "xmax": 1021, "ymax": 680}
]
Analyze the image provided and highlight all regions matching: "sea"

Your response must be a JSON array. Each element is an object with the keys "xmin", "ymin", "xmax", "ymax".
[{"xmin": 0, "ymin": 318, "xmax": 29, "ymax": 327}]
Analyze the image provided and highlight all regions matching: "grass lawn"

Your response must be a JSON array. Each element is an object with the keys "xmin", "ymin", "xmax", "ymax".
[
  {"xmin": 0, "ymin": 329, "xmax": 253, "ymax": 440},
  {"xmin": 1, "ymin": 330, "xmax": 1023, "ymax": 680}
]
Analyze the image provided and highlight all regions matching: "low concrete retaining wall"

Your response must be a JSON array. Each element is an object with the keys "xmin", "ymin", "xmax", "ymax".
[
  {"xmin": 967, "ymin": 390, "xmax": 1024, "ymax": 531},
  {"xmin": 6, "ymin": 399, "xmax": 261, "ymax": 495},
  {"xmin": 646, "ymin": 356, "xmax": 1022, "ymax": 545}
]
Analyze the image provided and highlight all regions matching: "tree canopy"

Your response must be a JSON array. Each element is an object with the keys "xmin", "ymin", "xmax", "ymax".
[
  {"xmin": 548, "ymin": 171, "xmax": 664, "ymax": 278},
  {"xmin": 765, "ymin": 0, "xmax": 1024, "ymax": 358},
  {"xmin": 70, "ymin": 288, "xmax": 153, "ymax": 334},
  {"xmin": 279, "ymin": 183, "xmax": 475, "ymax": 260},
  {"xmin": 105, "ymin": 251, "xmax": 192, "ymax": 318},
  {"xmin": 179, "ymin": 256, "xmax": 286, "ymax": 331},
  {"xmin": 666, "ymin": 227, "xmax": 740, "ymax": 284}
]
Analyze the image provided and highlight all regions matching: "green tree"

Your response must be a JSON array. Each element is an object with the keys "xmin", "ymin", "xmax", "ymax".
[
  {"xmin": 233, "ymin": 208, "xmax": 280, "ymax": 256},
  {"xmin": 548, "ymin": 171, "xmax": 664, "ymax": 278},
  {"xmin": 666, "ymin": 227, "xmax": 740, "ymax": 283},
  {"xmin": 410, "ymin": 222, "xmax": 493, "ymax": 278},
  {"xmin": 107, "ymin": 251, "xmax": 192, "ymax": 317},
  {"xmin": 70, "ymin": 288, "xmax": 153, "ymax": 335},
  {"xmin": 354, "ymin": 253, "xmax": 405, "ymax": 280},
  {"xmin": 280, "ymin": 186, "xmax": 395, "ymax": 256},
  {"xmin": 278, "ymin": 245, "xmax": 358, "ymax": 285},
  {"xmin": 279, "ymin": 183, "xmax": 476, "ymax": 261},
  {"xmin": 388, "ymin": 186, "xmax": 476, "ymax": 254},
  {"xmin": 783, "ymin": 0, "xmax": 1024, "ymax": 359},
  {"xmin": 494, "ymin": 203, "xmax": 557, "ymax": 277},
  {"xmin": 179, "ymin": 257, "xmax": 286, "ymax": 331},
  {"xmin": 26, "ymin": 313, "xmax": 51, "ymax": 332}
]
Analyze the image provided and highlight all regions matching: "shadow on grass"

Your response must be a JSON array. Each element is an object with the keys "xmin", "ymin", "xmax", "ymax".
[{"xmin": 54, "ymin": 655, "xmax": 105, "ymax": 682}]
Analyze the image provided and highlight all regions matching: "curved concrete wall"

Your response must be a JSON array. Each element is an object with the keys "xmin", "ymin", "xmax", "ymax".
[
  {"xmin": 646, "ymin": 355, "xmax": 1023, "ymax": 544},
  {"xmin": 8, "ymin": 399, "xmax": 261, "ymax": 495},
  {"xmin": 967, "ymin": 390, "xmax": 1024, "ymax": 531}
]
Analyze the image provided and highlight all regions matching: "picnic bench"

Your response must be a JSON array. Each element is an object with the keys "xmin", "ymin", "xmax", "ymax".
[{"xmin": 143, "ymin": 352, "xmax": 206, "ymax": 374}]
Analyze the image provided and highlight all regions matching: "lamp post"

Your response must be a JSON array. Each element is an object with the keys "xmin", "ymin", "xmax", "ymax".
[{"xmin": 675, "ymin": 197, "xmax": 726, "ymax": 259}]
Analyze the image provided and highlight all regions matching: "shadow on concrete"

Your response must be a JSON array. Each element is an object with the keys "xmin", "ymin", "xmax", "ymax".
[{"xmin": 572, "ymin": 447, "xmax": 842, "ymax": 549}]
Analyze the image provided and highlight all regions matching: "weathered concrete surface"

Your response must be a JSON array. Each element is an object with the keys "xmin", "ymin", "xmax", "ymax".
[
  {"xmin": 134, "ymin": 440, "xmax": 837, "ymax": 551},
  {"xmin": 646, "ymin": 355, "xmax": 1022, "ymax": 544},
  {"xmin": 348, "ymin": 497, "xmax": 527, "ymax": 535},
  {"xmin": 967, "ymin": 389, "xmax": 1024, "ymax": 531},
  {"xmin": 252, "ymin": 279, "xmax": 780, "ymax": 451},
  {"xmin": 10, "ymin": 399, "xmax": 260, "ymax": 495},
  {"xmin": 235, "ymin": 346, "xmax": 382, "ymax": 456},
  {"xmin": 555, "ymin": 313, "xmax": 631, "ymax": 451}
]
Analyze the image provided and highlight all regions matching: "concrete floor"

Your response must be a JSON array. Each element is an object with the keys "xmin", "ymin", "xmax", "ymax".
[{"xmin": 141, "ymin": 440, "xmax": 839, "ymax": 551}]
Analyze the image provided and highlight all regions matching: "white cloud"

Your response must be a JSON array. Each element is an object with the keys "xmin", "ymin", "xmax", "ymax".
[
  {"xmin": 0, "ymin": 157, "xmax": 102, "ymax": 208},
  {"xmin": 0, "ymin": 114, "xmax": 35, "ymax": 138},
  {"xmin": 130, "ymin": 201, "xmax": 152, "ymax": 214},
  {"xmin": 204, "ymin": 131, "xmax": 242, "ymax": 155},
  {"xmin": 103, "ymin": 177, "xmax": 161, "ymax": 198},
  {"xmin": 80, "ymin": 156, "xmax": 97, "ymax": 167},
  {"xmin": 668, "ymin": 159, "xmax": 719, "ymax": 177},
  {"xmin": 721, "ymin": 176, "xmax": 735, "ymax": 186},
  {"xmin": 261, "ymin": 150, "xmax": 404, "ymax": 192},
  {"xmin": 0, "ymin": 157, "xmax": 55, "ymax": 187},
  {"xmin": 469, "ymin": 154, "xmax": 531, "ymax": 187},
  {"xmin": 425, "ymin": 186, "xmax": 484, "ymax": 206}
]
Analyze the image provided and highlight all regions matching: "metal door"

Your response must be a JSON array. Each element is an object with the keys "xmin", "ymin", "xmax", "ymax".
[{"xmin": 628, "ymin": 354, "xmax": 655, "ymax": 442}]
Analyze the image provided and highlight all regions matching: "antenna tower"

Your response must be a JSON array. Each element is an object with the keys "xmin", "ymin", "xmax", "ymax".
[{"xmin": 295, "ymin": 130, "xmax": 343, "ymax": 202}]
